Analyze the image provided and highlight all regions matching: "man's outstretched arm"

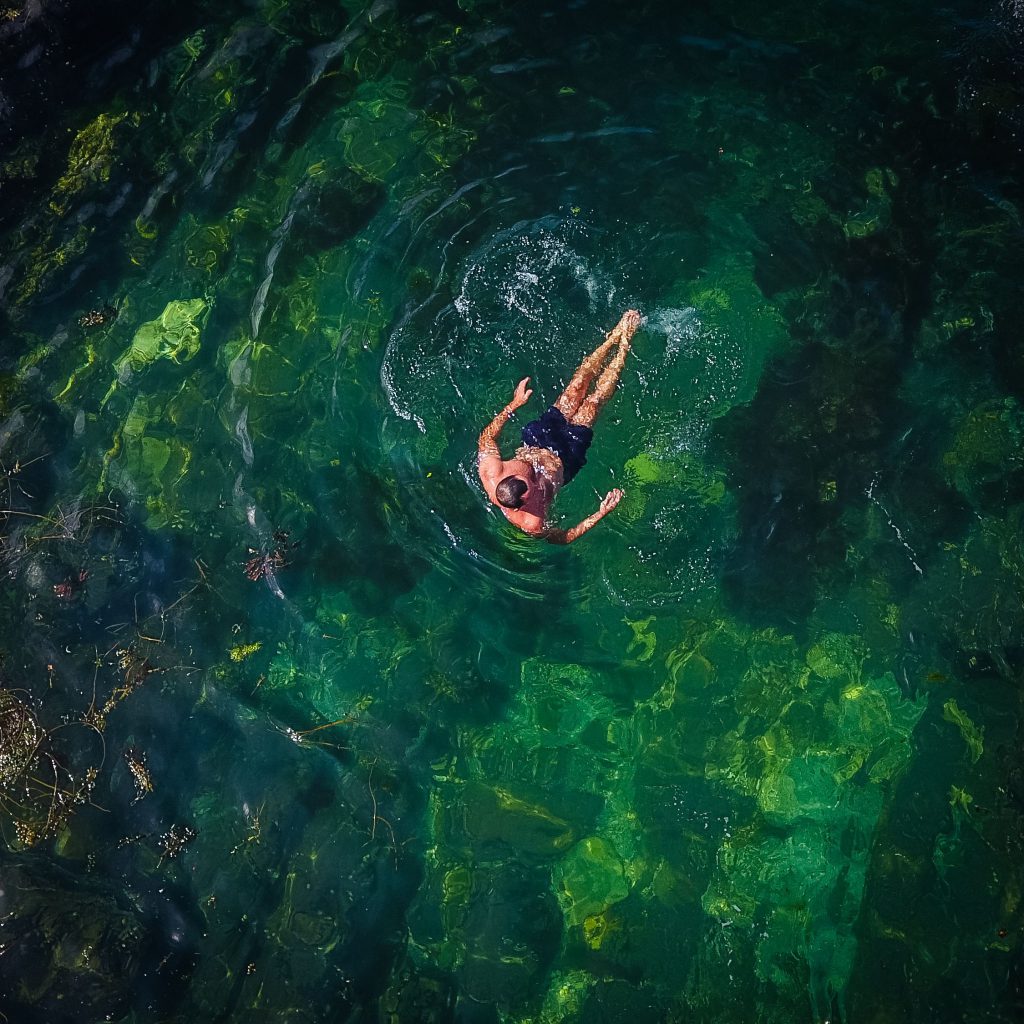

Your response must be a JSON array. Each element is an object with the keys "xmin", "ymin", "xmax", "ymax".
[
  {"xmin": 478, "ymin": 377, "xmax": 533, "ymax": 461},
  {"xmin": 545, "ymin": 488, "xmax": 624, "ymax": 544}
]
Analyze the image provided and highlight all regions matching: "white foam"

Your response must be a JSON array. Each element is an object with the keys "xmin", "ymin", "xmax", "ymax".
[{"xmin": 644, "ymin": 305, "xmax": 701, "ymax": 362}]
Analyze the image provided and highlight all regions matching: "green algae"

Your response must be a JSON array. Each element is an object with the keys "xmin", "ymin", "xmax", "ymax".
[
  {"xmin": 14, "ymin": 223, "xmax": 94, "ymax": 305},
  {"xmin": 4, "ymin": 109, "xmax": 140, "ymax": 304},
  {"xmin": 943, "ymin": 398, "xmax": 1024, "ymax": 504},
  {"xmin": 51, "ymin": 112, "xmax": 137, "ymax": 215},
  {"xmin": 842, "ymin": 167, "xmax": 898, "ymax": 239},
  {"xmin": 623, "ymin": 451, "xmax": 662, "ymax": 484},
  {"xmin": 625, "ymin": 449, "xmax": 727, "ymax": 505},
  {"xmin": 0, "ymin": 861, "xmax": 149, "ymax": 1018},
  {"xmin": 86, "ymin": 298, "xmax": 212, "ymax": 523},
  {"xmin": 0, "ymin": 137, "xmax": 39, "ymax": 183},
  {"xmin": 535, "ymin": 970, "xmax": 596, "ymax": 1023},
  {"xmin": 113, "ymin": 298, "xmax": 209, "ymax": 381},
  {"xmin": 683, "ymin": 254, "xmax": 789, "ymax": 409},
  {"xmin": 230, "ymin": 641, "xmax": 262, "ymax": 662},
  {"xmin": 942, "ymin": 699, "xmax": 984, "ymax": 764},
  {"xmin": 184, "ymin": 220, "xmax": 233, "ymax": 277},
  {"xmin": 553, "ymin": 836, "xmax": 630, "ymax": 927},
  {"xmin": 805, "ymin": 631, "xmax": 865, "ymax": 681},
  {"xmin": 101, "ymin": 392, "xmax": 197, "ymax": 527},
  {"xmin": 462, "ymin": 781, "xmax": 576, "ymax": 855},
  {"xmin": 693, "ymin": 619, "xmax": 926, "ymax": 1016},
  {"xmin": 624, "ymin": 615, "xmax": 657, "ymax": 662}
]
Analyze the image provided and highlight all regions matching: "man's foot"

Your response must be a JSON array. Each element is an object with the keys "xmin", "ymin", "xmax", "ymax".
[
  {"xmin": 616, "ymin": 309, "xmax": 642, "ymax": 342},
  {"xmin": 570, "ymin": 312, "xmax": 639, "ymax": 428}
]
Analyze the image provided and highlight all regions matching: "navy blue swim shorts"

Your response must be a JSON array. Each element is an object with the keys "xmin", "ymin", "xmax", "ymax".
[{"xmin": 521, "ymin": 406, "xmax": 594, "ymax": 483}]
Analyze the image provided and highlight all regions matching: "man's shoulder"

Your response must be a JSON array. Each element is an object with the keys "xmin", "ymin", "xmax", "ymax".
[
  {"xmin": 503, "ymin": 507, "xmax": 546, "ymax": 536},
  {"xmin": 478, "ymin": 452, "xmax": 504, "ymax": 481},
  {"xmin": 480, "ymin": 455, "xmax": 531, "ymax": 480}
]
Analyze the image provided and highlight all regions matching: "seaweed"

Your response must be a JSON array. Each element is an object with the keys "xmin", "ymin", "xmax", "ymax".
[
  {"xmin": 50, "ymin": 112, "xmax": 135, "ymax": 216},
  {"xmin": 0, "ymin": 684, "xmax": 103, "ymax": 848},
  {"xmin": 124, "ymin": 747, "xmax": 154, "ymax": 802}
]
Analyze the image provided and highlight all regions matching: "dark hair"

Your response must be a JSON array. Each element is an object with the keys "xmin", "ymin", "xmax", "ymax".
[{"xmin": 495, "ymin": 475, "xmax": 528, "ymax": 509}]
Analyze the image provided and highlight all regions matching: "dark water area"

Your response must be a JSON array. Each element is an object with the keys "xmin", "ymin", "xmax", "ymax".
[{"xmin": 1, "ymin": 0, "xmax": 1023, "ymax": 1021}]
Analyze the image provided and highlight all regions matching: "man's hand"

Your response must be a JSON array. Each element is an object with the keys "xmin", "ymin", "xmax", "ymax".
[
  {"xmin": 511, "ymin": 377, "xmax": 533, "ymax": 410},
  {"xmin": 600, "ymin": 488, "xmax": 624, "ymax": 514},
  {"xmin": 546, "ymin": 487, "xmax": 625, "ymax": 544},
  {"xmin": 480, "ymin": 378, "xmax": 531, "ymax": 465}
]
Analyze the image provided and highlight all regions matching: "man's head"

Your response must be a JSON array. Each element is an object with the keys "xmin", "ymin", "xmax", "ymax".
[{"xmin": 495, "ymin": 474, "xmax": 529, "ymax": 509}]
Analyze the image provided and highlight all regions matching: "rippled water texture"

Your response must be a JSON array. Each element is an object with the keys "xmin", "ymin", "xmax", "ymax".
[{"xmin": 2, "ymin": 0, "xmax": 1024, "ymax": 1021}]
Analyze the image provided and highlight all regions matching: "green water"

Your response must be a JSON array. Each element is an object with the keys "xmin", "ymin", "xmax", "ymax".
[{"xmin": 1, "ymin": 0, "xmax": 1023, "ymax": 1020}]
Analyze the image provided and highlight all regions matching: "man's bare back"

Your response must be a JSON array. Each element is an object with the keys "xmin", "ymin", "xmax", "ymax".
[{"xmin": 477, "ymin": 310, "xmax": 641, "ymax": 543}]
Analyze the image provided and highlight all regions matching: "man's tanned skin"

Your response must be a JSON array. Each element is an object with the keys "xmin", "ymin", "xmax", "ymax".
[{"xmin": 478, "ymin": 309, "xmax": 641, "ymax": 543}]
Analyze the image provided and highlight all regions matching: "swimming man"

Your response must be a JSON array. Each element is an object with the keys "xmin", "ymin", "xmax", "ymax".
[{"xmin": 477, "ymin": 309, "xmax": 640, "ymax": 543}]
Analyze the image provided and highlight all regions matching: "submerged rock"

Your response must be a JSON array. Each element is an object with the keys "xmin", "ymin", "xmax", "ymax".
[
  {"xmin": 943, "ymin": 397, "xmax": 1024, "ymax": 508},
  {"xmin": 553, "ymin": 836, "xmax": 629, "ymax": 927},
  {"xmin": 0, "ymin": 860, "xmax": 157, "ymax": 1022},
  {"xmin": 462, "ymin": 781, "xmax": 576, "ymax": 856},
  {"xmin": 114, "ymin": 298, "xmax": 209, "ymax": 382},
  {"xmin": 455, "ymin": 862, "xmax": 560, "ymax": 1008}
]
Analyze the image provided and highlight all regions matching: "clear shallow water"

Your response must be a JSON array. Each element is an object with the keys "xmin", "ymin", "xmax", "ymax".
[{"xmin": 1, "ymin": 0, "xmax": 1023, "ymax": 1020}]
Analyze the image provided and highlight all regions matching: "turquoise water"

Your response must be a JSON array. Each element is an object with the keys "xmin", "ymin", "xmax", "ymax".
[{"xmin": 1, "ymin": 0, "xmax": 1023, "ymax": 1020}]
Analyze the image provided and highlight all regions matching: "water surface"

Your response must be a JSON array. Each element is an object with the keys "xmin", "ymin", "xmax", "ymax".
[{"xmin": 1, "ymin": 1, "xmax": 1023, "ymax": 1021}]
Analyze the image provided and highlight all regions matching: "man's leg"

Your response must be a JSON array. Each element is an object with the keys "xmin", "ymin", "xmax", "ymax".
[
  {"xmin": 571, "ymin": 337, "xmax": 631, "ymax": 428},
  {"xmin": 553, "ymin": 332, "xmax": 620, "ymax": 419},
  {"xmin": 570, "ymin": 310, "xmax": 640, "ymax": 427}
]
